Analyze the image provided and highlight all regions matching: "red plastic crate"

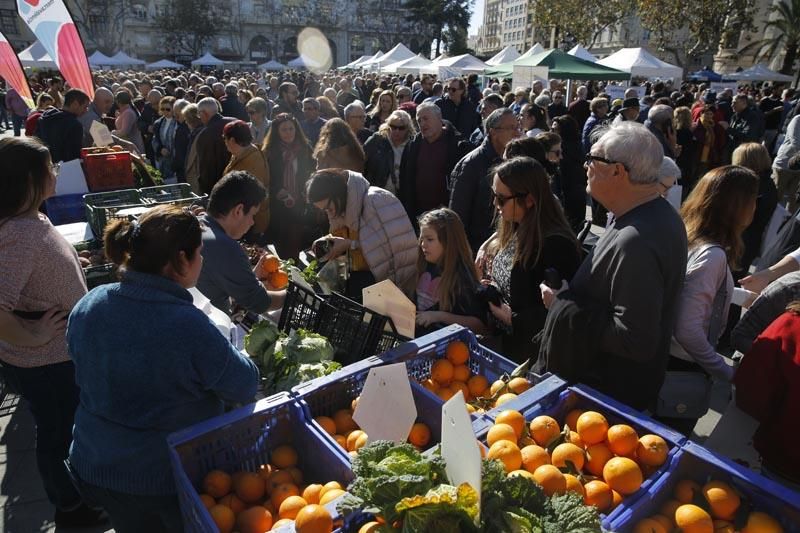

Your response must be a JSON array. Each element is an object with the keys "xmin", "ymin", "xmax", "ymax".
[{"xmin": 83, "ymin": 151, "xmax": 135, "ymax": 192}]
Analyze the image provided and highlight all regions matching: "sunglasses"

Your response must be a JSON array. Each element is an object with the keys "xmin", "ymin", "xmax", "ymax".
[
  {"xmin": 389, "ymin": 124, "xmax": 407, "ymax": 131},
  {"xmin": 160, "ymin": 107, "xmax": 172, "ymax": 111},
  {"xmin": 491, "ymin": 189, "xmax": 525, "ymax": 207},
  {"xmin": 585, "ymin": 154, "xmax": 629, "ymax": 171}
]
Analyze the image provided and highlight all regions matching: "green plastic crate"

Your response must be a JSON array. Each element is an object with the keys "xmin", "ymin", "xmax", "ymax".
[
  {"xmin": 139, "ymin": 184, "xmax": 204, "ymax": 207},
  {"xmin": 83, "ymin": 189, "xmax": 143, "ymax": 237}
]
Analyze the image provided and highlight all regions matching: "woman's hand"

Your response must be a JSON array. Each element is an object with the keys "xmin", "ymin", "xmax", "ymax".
[
  {"xmin": 540, "ymin": 280, "xmax": 569, "ymax": 309},
  {"xmin": 416, "ymin": 311, "xmax": 443, "ymax": 327},
  {"xmin": 740, "ymin": 269, "xmax": 777, "ymax": 295},
  {"xmin": 489, "ymin": 302, "xmax": 512, "ymax": 326},
  {"xmin": 313, "ymin": 235, "xmax": 350, "ymax": 262},
  {"xmin": 277, "ymin": 188, "xmax": 295, "ymax": 209},
  {"xmin": 22, "ymin": 308, "xmax": 68, "ymax": 347}
]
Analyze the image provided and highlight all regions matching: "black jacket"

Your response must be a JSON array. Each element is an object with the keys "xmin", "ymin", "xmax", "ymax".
[
  {"xmin": 271, "ymin": 99, "xmax": 303, "ymax": 123},
  {"xmin": 363, "ymin": 133, "xmax": 393, "ymax": 188},
  {"xmin": 729, "ymin": 106, "xmax": 766, "ymax": 148},
  {"xmin": 398, "ymin": 120, "xmax": 472, "ymax": 222},
  {"xmin": 195, "ymin": 114, "xmax": 234, "ymax": 194},
  {"xmin": 173, "ymin": 122, "xmax": 191, "ymax": 181},
  {"xmin": 448, "ymin": 137, "xmax": 502, "ymax": 252},
  {"xmin": 221, "ymin": 96, "xmax": 249, "ymax": 122},
  {"xmin": 36, "ymin": 108, "xmax": 83, "ymax": 163},
  {"xmin": 435, "ymin": 96, "xmax": 480, "ymax": 137}
]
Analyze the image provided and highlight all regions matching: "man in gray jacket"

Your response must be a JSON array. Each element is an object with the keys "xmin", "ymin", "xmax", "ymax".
[{"xmin": 773, "ymin": 114, "xmax": 800, "ymax": 210}]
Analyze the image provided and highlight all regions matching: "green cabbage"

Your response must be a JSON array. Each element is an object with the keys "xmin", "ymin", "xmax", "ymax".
[{"xmin": 243, "ymin": 319, "xmax": 280, "ymax": 358}]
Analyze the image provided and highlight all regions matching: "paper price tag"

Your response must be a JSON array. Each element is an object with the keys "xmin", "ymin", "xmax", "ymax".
[
  {"xmin": 441, "ymin": 391, "xmax": 482, "ymax": 519},
  {"xmin": 353, "ymin": 363, "xmax": 416, "ymax": 444}
]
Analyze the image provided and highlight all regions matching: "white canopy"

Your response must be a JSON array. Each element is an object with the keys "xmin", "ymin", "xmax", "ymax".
[
  {"xmin": 259, "ymin": 59, "xmax": 287, "ymax": 70},
  {"xmin": 288, "ymin": 55, "xmax": 323, "ymax": 68},
  {"xmin": 486, "ymin": 45, "xmax": 520, "ymax": 65},
  {"xmin": 432, "ymin": 53, "xmax": 449, "ymax": 64},
  {"xmin": 361, "ymin": 43, "xmax": 415, "ymax": 68},
  {"xmin": 111, "ymin": 51, "xmax": 145, "ymax": 66},
  {"xmin": 18, "ymin": 41, "xmax": 57, "ymax": 69},
  {"xmin": 191, "ymin": 52, "xmax": 225, "ymax": 66},
  {"xmin": 383, "ymin": 54, "xmax": 433, "ymax": 75},
  {"xmin": 146, "ymin": 59, "xmax": 185, "ymax": 70},
  {"xmin": 88, "ymin": 50, "xmax": 115, "ymax": 67},
  {"xmin": 597, "ymin": 47, "xmax": 683, "ymax": 79},
  {"xmin": 725, "ymin": 63, "xmax": 794, "ymax": 82},
  {"xmin": 518, "ymin": 43, "xmax": 545, "ymax": 61},
  {"xmin": 343, "ymin": 54, "xmax": 372, "ymax": 68},
  {"xmin": 420, "ymin": 53, "xmax": 488, "ymax": 74},
  {"xmin": 568, "ymin": 44, "xmax": 597, "ymax": 63}
]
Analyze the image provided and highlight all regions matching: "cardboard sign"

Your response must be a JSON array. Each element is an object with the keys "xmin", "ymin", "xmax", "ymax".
[
  {"xmin": 54, "ymin": 158, "xmax": 88, "ymax": 196},
  {"xmin": 362, "ymin": 280, "xmax": 416, "ymax": 339},
  {"xmin": 512, "ymin": 66, "xmax": 549, "ymax": 92},
  {"xmin": 353, "ymin": 363, "xmax": 417, "ymax": 444},
  {"xmin": 441, "ymin": 391, "xmax": 482, "ymax": 519}
]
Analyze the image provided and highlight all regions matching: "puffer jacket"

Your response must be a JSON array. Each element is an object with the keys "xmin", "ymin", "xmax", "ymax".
[{"xmin": 331, "ymin": 172, "xmax": 418, "ymax": 294}]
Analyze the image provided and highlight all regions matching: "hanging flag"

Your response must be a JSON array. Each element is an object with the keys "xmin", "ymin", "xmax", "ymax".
[
  {"xmin": 16, "ymin": 0, "xmax": 94, "ymax": 98},
  {"xmin": 0, "ymin": 30, "xmax": 34, "ymax": 106}
]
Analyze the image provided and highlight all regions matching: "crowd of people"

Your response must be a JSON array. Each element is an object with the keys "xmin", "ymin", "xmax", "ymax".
[{"xmin": 2, "ymin": 65, "xmax": 800, "ymax": 530}]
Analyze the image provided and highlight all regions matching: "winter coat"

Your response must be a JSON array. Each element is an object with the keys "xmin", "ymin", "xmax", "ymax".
[
  {"xmin": 435, "ymin": 96, "xmax": 480, "ymax": 137},
  {"xmin": 35, "ymin": 107, "xmax": 83, "ymax": 162},
  {"xmin": 363, "ymin": 132, "xmax": 393, "ymax": 188},
  {"xmin": 195, "ymin": 114, "xmax": 235, "ymax": 194},
  {"xmin": 223, "ymin": 144, "xmax": 271, "ymax": 234}
]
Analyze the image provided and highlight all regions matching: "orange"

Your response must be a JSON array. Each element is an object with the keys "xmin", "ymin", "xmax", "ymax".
[
  {"xmin": 532, "ymin": 464, "xmax": 566, "ymax": 496},
  {"xmin": 333, "ymin": 434, "xmax": 347, "ymax": 449},
  {"xmin": 278, "ymin": 495, "xmax": 308, "ymax": 520},
  {"xmin": 267, "ymin": 270, "xmax": 289, "ymax": 290},
  {"xmin": 741, "ymin": 511, "xmax": 783, "ymax": 533},
  {"xmin": 257, "ymin": 463, "xmax": 274, "ymax": 481},
  {"xmin": 346, "ymin": 430, "xmax": 367, "ymax": 452},
  {"xmin": 333, "ymin": 409, "xmax": 358, "ymax": 434},
  {"xmin": 237, "ymin": 505, "xmax": 273, "ymax": 533},
  {"xmin": 218, "ymin": 493, "xmax": 246, "ymax": 514},
  {"xmin": 235, "ymin": 471, "xmax": 266, "ymax": 503},
  {"xmin": 674, "ymin": 479, "xmax": 702, "ymax": 504},
  {"xmin": 487, "ymin": 440, "xmax": 523, "ymax": 473},
  {"xmin": 359, "ymin": 522, "xmax": 383, "ymax": 533},
  {"xmin": 495, "ymin": 410, "xmax": 526, "ymax": 439},
  {"xmin": 659, "ymin": 499, "xmax": 682, "ymax": 520},
  {"xmin": 487, "ymin": 423, "xmax": 519, "ymax": 447},
  {"xmin": 637, "ymin": 434, "xmax": 669, "ymax": 467},
  {"xmin": 294, "ymin": 503, "xmax": 334, "ymax": 533},
  {"xmin": 584, "ymin": 480, "xmax": 613, "ymax": 512},
  {"xmin": 319, "ymin": 488, "xmax": 345, "ymax": 505},
  {"xmin": 675, "ymin": 504, "xmax": 713, "ymax": 533},
  {"xmin": 319, "ymin": 481, "xmax": 343, "ymax": 499},
  {"xmin": 489, "ymin": 379, "xmax": 507, "ymax": 396},
  {"xmin": 272, "ymin": 518, "xmax": 294, "ymax": 529},
  {"xmin": 507, "ymin": 377, "xmax": 531, "ymax": 394},
  {"xmin": 466, "ymin": 403, "xmax": 477, "ymax": 414},
  {"xmin": 287, "ymin": 466, "xmax": 304, "ymax": 486},
  {"xmin": 551, "ymin": 443, "xmax": 586, "ymax": 471},
  {"xmin": 607, "ymin": 424, "xmax": 639, "ymax": 457},
  {"xmin": 603, "ymin": 457, "xmax": 643, "ymax": 495},
  {"xmin": 508, "ymin": 469, "xmax": 535, "ymax": 480},
  {"xmin": 260, "ymin": 254, "xmax": 281, "ymax": 274},
  {"xmin": 565, "ymin": 409, "xmax": 584, "ymax": 431},
  {"xmin": 564, "ymin": 473, "xmax": 585, "ymax": 498},
  {"xmin": 633, "ymin": 518, "xmax": 668, "ymax": 533},
  {"xmin": 203, "ymin": 469, "xmax": 233, "ymax": 498},
  {"xmin": 529, "ymin": 415, "xmax": 560, "ymax": 446},
  {"xmin": 702, "ymin": 480, "xmax": 740, "ymax": 520},
  {"xmin": 494, "ymin": 392, "xmax": 518, "ymax": 406},
  {"xmin": 452, "ymin": 364, "xmax": 471, "ymax": 383},
  {"xmin": 408, "ymin": 422, "xmax": 431, "ymax": 448},
  {"xmin": 467, "ymin": 375, "xmax": 489, "ymax": 397},
  {"xmin": 652, "ymin": 514, "xmax": 674, "ymax": 529},
  {"xmin": 266, "ymin": 469, "xmax": 294, "ymax": 494},
  {"xmin": 450, "ymin": 380, "xmax": 470, "ymax": 400},
  {"xmin": 585, "ymin": 442, "xmax": 614, "ymax": 476},
  {"xmin": 431, "ymin": 359, "xmax": 455, "ymax": 386},
  {"xmin": 315, "ymin": 416, "xmax": 337, "ymax": 436},
  {"xmin": 566, "ymin": 430, "xmax": 584, "ymax": 448},
  {"xmin": 437, "ymin": 388, "xmax": 456, "ymax": 401},
  {"xmin": 576, "ymin": 411, "xmax": 609, "ymax": 445},
  {"xmin": 351, "ymin": 396, "xmax": 360, "ymax": 411},
  {"xmin": 611, "ymin": 489, "xmax": 624, "ymax": 510},
  {"xmin": 303, "ymin": 483, "xmax": 324, "ymax": 504},
  {"xmin": 713, "ymin": 519, "xmax": 736, "ymax": 533},
  {"xmin": 421, "ymin": 378, "xmax": 439, "ymax": 393},
  {"xmin": 446, "ymin": 340, "xmax": 470, "ymax": 365},
  {"xmin": 199, "ymin": 493, "xmax": 215, "ymax": 509},
  {"xmin": 270, "ymin": 483, "xmax": 300, "ymax": 509},
  {"xmin": 209, "ymin": 504, "xmax": 236, "ymax": 533},
  {"xmin": 520, "ymin": 444, "xmax": 550, "ymax": 473}
]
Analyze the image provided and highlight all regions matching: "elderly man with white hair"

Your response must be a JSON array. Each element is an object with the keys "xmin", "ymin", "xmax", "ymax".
[
  {"xmin": 344, "ymin": 101, "xmax": 372, "ymax": 145},
  {"xmin": 539, "ymin": 122, "xmax": 688, "ymax": 412},
  {"xmin": 193, "ymin": 97, "xmax": 235, "ymax": 194}
]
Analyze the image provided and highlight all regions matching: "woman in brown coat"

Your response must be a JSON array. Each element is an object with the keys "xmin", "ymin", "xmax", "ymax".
[{"xmin": 223, "ymin": 120, "xmax": 270, "ymax": 240}]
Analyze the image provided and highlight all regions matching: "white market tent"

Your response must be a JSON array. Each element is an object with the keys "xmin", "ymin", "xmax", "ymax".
[
  {"xmin": 432, "ymin": 53, "xmax": 449, "ymax": 64},
  {"xmin": 361, "ymin": 43, "xmax": 415, "ymax": 69},
  {"xmin": 597, "ymin": 47, "xmax": 683, "ymax": 79},
  {"xmin": 420, "ymin": 53, "xmax": 488, "ymax": 74},
  {"xmin": 288, "ymin": 55, "xmax": 323, "ymax": 68},
  {"xmin": 18, "ymin": 41, "xmax": 57, "ymax": 69},
  {"xmin": 88, "ymin": 50, "xmax": 115, "ymax": 67},
  {"xmin": 384, "ymin": 54, "xmax": 433, "ymax": 75},
  {"xmin": 518, "ymin": 43, "xmax": 545, "ymax": 61},
  {"xmin": 111, "ymin": 51, "xmax": 145, "ymax": 66},
  {"xmin": 568, "ymin": 44, "xmax": 597, "ymax": 63},
  {"xmin": 146, "ymin": 59, "xmax": 185, "ymax": 70},
  {"xmin": 343, "ymin": 54, "xmax": 371, "ymax": 68},
  {"xmin": 486, "ymin": 45, "xmax": 520, "ymax": 66},
  {"xmin": 191, "ymin": 52, "xmax": 226, "ymax": 67},
  {"xmin": 259, "ymin": 59, "xmax": 287, "ymax": 70},
  {"xmin": 725, "ymin": 63, "xmax": 794, "ymax": 82}
]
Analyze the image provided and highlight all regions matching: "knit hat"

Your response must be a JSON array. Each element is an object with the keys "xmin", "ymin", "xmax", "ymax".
[{"xmin": 621, "ymin": 97, "xmax": 640, "ymax": 111}]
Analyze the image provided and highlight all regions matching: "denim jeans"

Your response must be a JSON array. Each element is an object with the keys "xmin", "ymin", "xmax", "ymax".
[
  {"xmin": 1, "ymin": 360, "xmax": 82, "ymax": 510},
  {"xmin": 67, "ymin": 464, "xmax": 184, "ymax": 533},
  {"xmin": 12, "ymin": 112, "xmax": 26, "ymax": 136}
]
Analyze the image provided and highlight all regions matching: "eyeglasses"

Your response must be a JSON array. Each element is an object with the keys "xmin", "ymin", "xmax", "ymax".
[
  {"xmin": 51, "ymin": 162, "xmax": 61, "ymax": 175},
  {"xmin": 585, "ymin": 154, "xmax": 629, "ymax": 171},
  {"xmin": 491, "ymin": 189, "xmax": 525, "ymax": 207},
  {"xmin": 389, "ymin": 124, "xmax": 407, "ymax": 131},
  {"xmin": 160, "ymin": 107, "xmax": 172, "ymax": 111}
]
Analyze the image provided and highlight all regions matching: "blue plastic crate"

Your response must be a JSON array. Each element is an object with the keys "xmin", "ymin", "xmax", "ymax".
[
  {"xmin": 610, "ymin": 442, "xmax": 800, "ymax": 532},
  {"xmin": 167, "ymin": 392, "xmax": 355, "ymax": 533},
  {"xmin": 46, "ymin": 194, "xmax": 86, "ymax": 225},
  {"xmin": 481, "ymin": 383, "xmax": 688, "ymax": 530}
]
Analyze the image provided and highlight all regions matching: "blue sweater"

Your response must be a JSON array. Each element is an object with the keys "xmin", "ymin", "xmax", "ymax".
[{"xmin": 66, "ymin": 271, "xmax": 259, "ymax": 495}]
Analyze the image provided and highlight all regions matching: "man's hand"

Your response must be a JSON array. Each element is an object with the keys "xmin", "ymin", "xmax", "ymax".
[
  {"xmin": 321, "ymin": 236, "xmax": 350, "ymax": 262},
  {"xmin": 489, "ymin": 302, "xmax": 512, "ymax": 326},
  {"xmin": 540, "ymin": 280, "xmax": 569, "ymax": 309}
]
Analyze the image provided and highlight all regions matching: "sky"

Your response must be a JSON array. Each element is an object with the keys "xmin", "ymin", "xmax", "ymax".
[{"xmin": 469, "ymin": 0, "xmax": 484, "ymax": 36}]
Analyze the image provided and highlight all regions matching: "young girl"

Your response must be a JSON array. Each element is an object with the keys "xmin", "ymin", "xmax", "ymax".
[{"xmin": 415, "ymin": 208, "xmax": 488, "ymax": 335}]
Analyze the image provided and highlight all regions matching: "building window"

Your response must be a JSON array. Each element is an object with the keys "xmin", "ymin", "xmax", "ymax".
[
  {"xmin": 131, "ymin": 4, "xmax": 146, "ymax": 20},
  {"xmin": 0, "ymin": 9, "xmax": 19, "ymax": 34}
]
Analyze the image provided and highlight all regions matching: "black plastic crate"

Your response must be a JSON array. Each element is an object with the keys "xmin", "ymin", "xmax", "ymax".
[{"xmin": 278, "ymin": 281, "xmax": 325, "ymax": 333}]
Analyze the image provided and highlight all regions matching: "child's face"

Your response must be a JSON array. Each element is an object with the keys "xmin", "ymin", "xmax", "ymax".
[{"xmin": 419, "ymin": 225, "xmax": 444, "ymax": 264}]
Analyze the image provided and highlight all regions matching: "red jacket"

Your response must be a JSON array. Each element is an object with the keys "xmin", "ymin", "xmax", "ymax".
[{"xmin": 734, "ymin": 311, "xmax": 800, "ymax": 482}]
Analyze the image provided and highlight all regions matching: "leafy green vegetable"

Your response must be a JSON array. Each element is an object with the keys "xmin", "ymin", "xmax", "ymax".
[
  {"xmin": 302, "ymin": 259, "xmax": 319, "ymax": 285},
  {"xmin": 243, "ymin": 319, "xmax": 280, "ymax": 358},
  {"xmin": 260, "ymin": 329, "xmax": 337, "ymax": 393},
  {"xmin": 542, "ymin": 492, "xmax": 602, "ymax": 533},
  {"xmin": 396, "ymin": 483, "xmax": 480, "ymax": 533}
]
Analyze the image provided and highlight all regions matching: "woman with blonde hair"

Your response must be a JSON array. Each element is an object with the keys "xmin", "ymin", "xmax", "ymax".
[
  {"xmin": 364, "ymin": 109, "xmax": 416, "ymax": 192},
  {"xmin": 673, "ymin": 106, "xmax": 698, "ymax": 194},
  {"xmin": 367, "ymin": 90, "xmax": 396, "ymax": 131},
  {"xmin": 313, "ymin": 118, "xmax": 366, "ymax": 172},
  {"xmin": 316, "ymin": 95, "xmax": 340, "ymax": 120}
]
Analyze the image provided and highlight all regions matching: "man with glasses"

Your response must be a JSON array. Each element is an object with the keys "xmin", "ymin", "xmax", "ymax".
[
  {"xmin": 413, "ymin": 76, "xmax": 434, "ymax": 105},
  {"xmin": 450, "ymin": 108, "xmax": 520, "ymax": 252},
  {"xmin": 539, "ymin": 122, "xmax": 687, "ymax": 412},
  {"xmin": 548, "ymin": 91, "xmax": 568, "ymax": 119},
  {"xmin": 271, "ymin": 82, "xmax": 303, "ymax": 123},
  {"xmin": 344, "ymin": 102, "xmax": 372, "ymax": 145},
  {"xmin": 469, "ymin": 94, "xmax": 505, "ymax": 146},
  {"xmin": 396, "ymin": 86, "xmax": 413, "ymax": 106},
  {"xmin": 436, "ymin": 77, "xmax": 480, "ymax": 138}
]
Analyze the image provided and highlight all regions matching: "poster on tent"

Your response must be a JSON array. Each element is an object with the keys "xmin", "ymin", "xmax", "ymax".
[
  {"xmin": 0, "ymin": 30, "xmax": 34, "ymax": 106},
  {"xmin": 512, "ymin": 66, "xmax": 549, "ymax": 92},
  {"xmin": 16, "ymin": 0, "xmax": 94, "ymax": 98}
]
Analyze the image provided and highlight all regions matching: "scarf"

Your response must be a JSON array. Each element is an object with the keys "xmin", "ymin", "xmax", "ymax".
[{"xmin": 281, "ymin": 141, "xmax": 301, "ymax": 198}]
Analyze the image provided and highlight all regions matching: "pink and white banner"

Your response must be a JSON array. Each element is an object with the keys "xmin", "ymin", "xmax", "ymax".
[
  {"xmin": 0, "ymin": 30, "xmax": 34, "ymax": 105},
  {"xmin": 16, "ymin": 0, "xmax": 94, "ymax": 98}
]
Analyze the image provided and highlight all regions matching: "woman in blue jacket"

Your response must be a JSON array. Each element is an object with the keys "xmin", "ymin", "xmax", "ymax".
[{"xmin": 66, "ymin": 205, "xmax": 259, "ymax": 532}]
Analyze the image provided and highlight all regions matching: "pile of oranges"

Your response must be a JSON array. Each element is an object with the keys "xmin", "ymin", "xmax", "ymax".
[
  {"xmin": 255, "ymin": 253, "xmax": 289, "ymax": 290},
  {"xmin": 197, "ymin": 444, "xmax": 342, "ymax": 533},
  {"xmin": 633, "ymin": 478, "xmax": 784, "ymax": 533},
  {"xmin": 314, "ymin": 396, "xmax": 433, "ymax": 456},
  {"xmin": 417, "ymin": 340, "xmax": 532, "ymax": 411},
  {"xmin": 480, "ymin": 407, "xmax": 670, "ymax": 514}
]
